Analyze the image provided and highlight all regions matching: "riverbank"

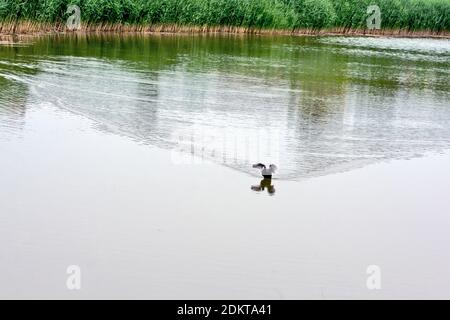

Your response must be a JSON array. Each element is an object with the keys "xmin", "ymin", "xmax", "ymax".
[
  {"xmin": 0, "ymin": 0, "xmax": 449, "ymax": 38},
  {"xmin": 1, "ymin": 21, "xmax": 449, "ymax": 38}
]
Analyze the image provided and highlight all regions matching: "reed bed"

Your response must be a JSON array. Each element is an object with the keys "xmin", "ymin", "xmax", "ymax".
[{"xmin": 0, "ymin": 0, "xmax": 448, "ymax": 36}]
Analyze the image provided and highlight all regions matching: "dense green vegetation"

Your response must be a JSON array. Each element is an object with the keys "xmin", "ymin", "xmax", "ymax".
[{"xmin": 0, "ymin": 0, "xmax": 449, "ymax": 32}]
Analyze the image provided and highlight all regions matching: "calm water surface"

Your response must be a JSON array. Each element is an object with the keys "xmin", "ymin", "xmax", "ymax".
[{"xmin": 0, "ymin": 34, "xmax": 450, "ymax": 299}]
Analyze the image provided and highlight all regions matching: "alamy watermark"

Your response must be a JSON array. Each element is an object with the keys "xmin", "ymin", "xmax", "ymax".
[
  {"xmin": 66, "ymin": 5, "xmax": 81, "ymax": 31},
  {"xmin": 367, "ymin": 5, "xmax": 382, "ymax": 30},
  {"xmin": 170, "ymin": 126, "xmax": 281, "ymax": 167},
  {"xmin": 66, "ymin": 265, "xmax": 81, "ymax": 290},
  {"xmin": 366, "ymin": 265, "xmax": 382, "ymax": 290}
]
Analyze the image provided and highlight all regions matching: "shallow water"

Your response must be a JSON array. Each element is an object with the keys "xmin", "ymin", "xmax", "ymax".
[
  {"xmin": 1, "ymin": 34, "xmax": 449, "ymax": 179},
  {"xmin": 1, "ymin": 34, "xmax": 450, "ymax": 299}
]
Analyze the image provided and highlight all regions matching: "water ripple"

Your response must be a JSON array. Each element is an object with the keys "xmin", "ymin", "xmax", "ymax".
[{"xmin": 1, "ymin": 35, "xmax": 449, "ymax": 180}]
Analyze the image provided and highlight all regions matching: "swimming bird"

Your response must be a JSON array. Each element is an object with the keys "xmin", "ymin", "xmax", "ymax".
[{"xmin": 252, "ymin": 163, "xmax": 277, "ymax": 179}]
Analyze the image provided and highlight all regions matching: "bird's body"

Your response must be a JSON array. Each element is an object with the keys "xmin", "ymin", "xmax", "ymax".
[{"xmin": 252, "ymin": 163, "xmax": 277, "ymax": 178}]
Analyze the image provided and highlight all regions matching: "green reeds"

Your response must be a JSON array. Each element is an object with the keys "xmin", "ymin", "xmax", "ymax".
[{"xmin": 0, "ymin": 0, "xmax": 448, "ymax": 34}]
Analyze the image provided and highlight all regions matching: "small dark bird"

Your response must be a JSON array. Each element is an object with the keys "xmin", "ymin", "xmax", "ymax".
[{"xmin": 252, "ymin": 163, "xmax": 277, "ymax": 179}]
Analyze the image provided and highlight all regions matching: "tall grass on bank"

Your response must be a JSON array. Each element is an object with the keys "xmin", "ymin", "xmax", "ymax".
[{"xmin": 0, "ymin": 0, "xmax": 449, "ymax": 33}]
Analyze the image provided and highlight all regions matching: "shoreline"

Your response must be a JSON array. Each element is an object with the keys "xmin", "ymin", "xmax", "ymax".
[{"xmin": 1, "ymin": 21, "xmax": 449, "ymax": 39}]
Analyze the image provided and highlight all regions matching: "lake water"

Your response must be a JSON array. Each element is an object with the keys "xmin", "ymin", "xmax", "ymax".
[{"xmin": 0, "ymin": 34, "xmax": 449, "ymax": 299}]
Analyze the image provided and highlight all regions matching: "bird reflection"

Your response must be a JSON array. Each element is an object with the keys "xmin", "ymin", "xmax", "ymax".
[{"xmin": 251, "ymin": 178, "xmax": 276, "ymax": 195}]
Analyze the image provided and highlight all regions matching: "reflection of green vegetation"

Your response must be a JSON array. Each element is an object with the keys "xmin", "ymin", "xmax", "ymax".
[
  {"xmin": 23, "ymin": 33, "xmax": 182, "ymax": 70},
  {"xmin": 5, "ymin": 33, "xmax": 445, "ymax": 92},
  {"xmin": 0, "ymin": 62, "xmax": 29, "ymax": 130},
  {"xmin": 1, "ymin": 33, "xmax": 448, "ymax": 158},
  {"xmin": 0, "ymin": 0, "xmax": 448, "ymax": 32},
  {"xmin": 0, "ymin": 75, "xmax": 28, "ymax": 111},
  {"xmin": 0, "ymin": 33, "xmax": 447, "ymax": 132}
]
